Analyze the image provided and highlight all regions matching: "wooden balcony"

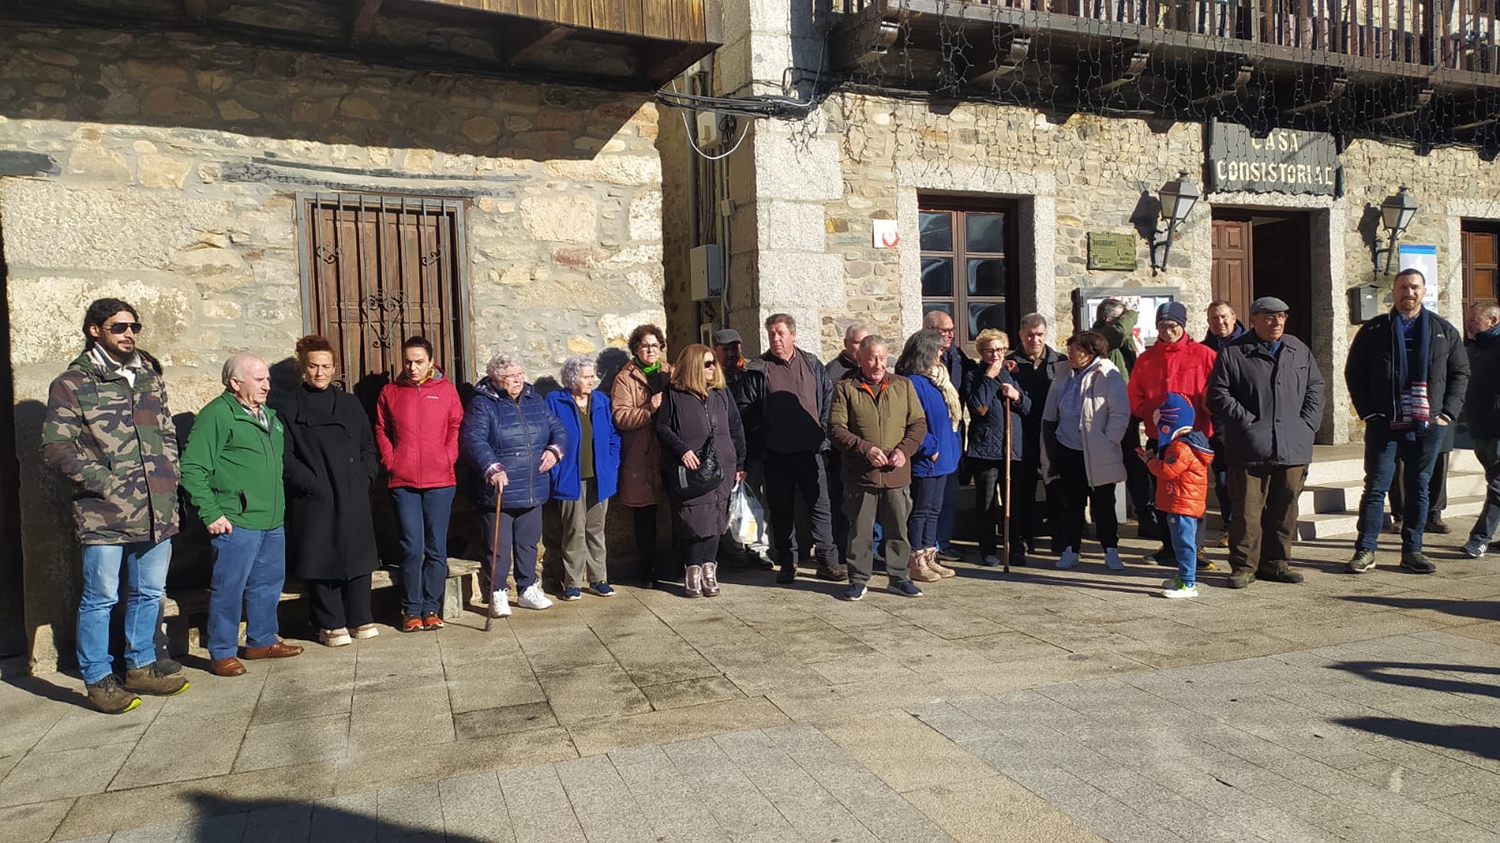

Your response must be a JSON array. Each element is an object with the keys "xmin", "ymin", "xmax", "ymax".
[
  {"xmin": 834, "ymin": 0, "xmax": 1500, "ymax": 145},
  {"xmin": 3, "ymin": 0, "xmax": 722, "ymax": 90}
]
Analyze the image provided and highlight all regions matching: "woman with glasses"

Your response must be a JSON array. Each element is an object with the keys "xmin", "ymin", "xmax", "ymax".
[
  {"xmin": 546, "ymin": 354, "xmax": 621, "ymax": 600},
  {"xmin": 612, "ymin": 324, "xmax": 672, "ymax": 588},
  {"xmin": 655, "ymin": 344, "xmax": 745, "ymax": 597},
  {"xmin": 965, "ymin": 329, "xmax": 1030, "ymax": 568},
  {"xmin": 270, "ymin": 335, "xmax": 381, "ymax": 647},
  {"xmin": 460, "ymin": 352, "xmax": 567, "ymax": 616}
]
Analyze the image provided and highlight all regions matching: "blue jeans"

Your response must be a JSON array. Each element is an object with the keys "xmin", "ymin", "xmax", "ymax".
[
  {"xmin": 1471, "ymin": 439, "xmax": 1500, "ymax": 544},
  {"xmin": 1355, "ymin": 420, "xmax": 1443, "ymax": 553},
  {"xmin": 207, "ymin": 526, "xmax": 286, "ymax": 660},
  {"xmin": 392, "ymin": 486, "xmax": 455, "ymax": 616},
  {"xmin": 77, "ymin": 540, "xmax": 171, "ymax": 684},
  {"xmin": 1167, "ymin": 513, "xmax": 1198, "ymax": 588},
  {"xmin": 909, "ymin": 474, "xmax": 946, "ymax": 550},
  {"xmin": 935, "ymin": 470, "xmax": 960, "ymax": 551}
]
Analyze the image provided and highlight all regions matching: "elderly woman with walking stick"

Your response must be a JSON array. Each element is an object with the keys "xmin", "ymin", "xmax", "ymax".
[{"xmin": 964, "ymin": 328, "xmax": 1029, "ymax": 570}]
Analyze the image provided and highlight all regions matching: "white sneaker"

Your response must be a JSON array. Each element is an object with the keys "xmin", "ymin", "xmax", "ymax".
[
  {"xmin": 1056, "ymin": 548, "xmax": 1079, "ymax": 569},
  {"xmin": 518, "ymin": 584, "xmax": 553, "ymax": 611},
  {"xmin": 490, "ymin": 589, "xmax": 512, "ymax": 618},
  {"xmin": 1161, "ymin": 580, "xmax": 1199, "ymax": 599},
  {"xmin": 1104, "ymin": 548, "xmax": 1124, "ymax": 570}
]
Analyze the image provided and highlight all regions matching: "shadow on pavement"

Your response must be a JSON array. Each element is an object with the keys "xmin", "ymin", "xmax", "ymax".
[
  {"xmin": 1330, "ymin": 659, "xmax": 1500, "ymax": 700},
  {"xmin": 1339, "ymin": 595, "xmax": 1500, "ymax": 622},
  {"xmin": 5, "ymin": 673, "xmax": 92, "ymax": 710},
  {"xmin": 1335, "ymin": 717, "xmax": 1500, "ymax": 762},
  {"xmin": 186, "ymin": 792, "xmax": 489, "ymax": 842}
]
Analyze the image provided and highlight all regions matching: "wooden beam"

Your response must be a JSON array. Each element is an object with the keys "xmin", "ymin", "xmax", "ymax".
[
  {"xmin": 1282, "ymin": 72, "xmax": 1349, "ymax": 116},
  {"xmin": 967, "ymin": 34, "xmax": 1031, "ymax": 87},
  {"xmin": 1190, "ymin": 60, "xmax": 1256, "ymax": 107},
  {"xmin": 1085, "ymin": 47, "xmax": 1152, "ymax": 95},
  {"xmin": 183, "ymin": 0, "xmax": 207, "ymax": 18},
  {"xmin": 351, "ymin": 0, "xmax": 382, "ymax": 42},
  {"xmin": 502, "ymin": 23, "xmax": 575, "ymax": 67}
]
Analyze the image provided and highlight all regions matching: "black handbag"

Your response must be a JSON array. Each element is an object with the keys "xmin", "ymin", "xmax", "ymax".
[{"xmin": 671, "ymin": 392, "xmax": 724, "ymax": 498}]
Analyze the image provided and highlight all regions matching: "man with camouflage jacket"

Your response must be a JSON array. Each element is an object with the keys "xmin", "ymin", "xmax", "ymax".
[{"xmin": 41, "ymin": 298, "xmax": 189, "ymax": 714}]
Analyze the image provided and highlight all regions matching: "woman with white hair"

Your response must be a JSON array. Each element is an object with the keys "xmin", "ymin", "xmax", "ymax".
[
  {"xmin": 545, "ymin": 354, "xmax": 621, "ymax": 600},
  {"xmin": 460, "ymin": 352, "xmax": 567, "ymax": 616}
]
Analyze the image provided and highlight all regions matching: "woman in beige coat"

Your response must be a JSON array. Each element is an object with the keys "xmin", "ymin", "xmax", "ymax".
[{"xmin": 612, "ymin": 324, "xmax": 673, "ymax": 587}]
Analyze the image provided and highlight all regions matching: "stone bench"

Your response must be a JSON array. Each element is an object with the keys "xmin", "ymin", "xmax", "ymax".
[{"xmin": 160, "ymin": 558, "xmax": 483, "ymax": 654}]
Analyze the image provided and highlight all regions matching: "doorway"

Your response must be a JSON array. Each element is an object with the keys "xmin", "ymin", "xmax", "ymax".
[{"xmin": 1211, "ymin": 209, "xmax": 1313, "ymax": 342}]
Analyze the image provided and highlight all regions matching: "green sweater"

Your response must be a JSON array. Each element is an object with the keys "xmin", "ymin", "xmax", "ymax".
[{"xmin": 180, "ymin": 392, "xmax": 287, "ymax": 530}]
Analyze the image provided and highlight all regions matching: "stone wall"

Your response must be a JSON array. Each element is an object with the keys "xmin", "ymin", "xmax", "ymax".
[{"xmin": 1, "ymin": 24, "xmax": 669, "ymax": 673}]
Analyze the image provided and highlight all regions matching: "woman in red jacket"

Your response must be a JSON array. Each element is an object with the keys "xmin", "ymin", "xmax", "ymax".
[{"xmin": 375, "ymin": 336, "xmax": 464, "ymax": 632}]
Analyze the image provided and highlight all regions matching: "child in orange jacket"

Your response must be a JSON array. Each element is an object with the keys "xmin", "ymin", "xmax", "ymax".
[{"xmin": 1138, "ymin": 393, "xmax": 1214, "ymax": 598}]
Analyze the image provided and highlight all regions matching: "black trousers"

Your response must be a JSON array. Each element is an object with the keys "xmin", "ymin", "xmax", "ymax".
[
  {"xmin": 765, "ymin": 450, "xmax": 837, "ymax": 569},
  {"xmin": 1122, "ymin": 419, "xmax": 1154, "ymax": 523},
  {"xmin": 309, "ymin": 575, "xmax": 373, "ymax": 631},
  {"xmin": 1054, "ymin": 445, "xmax": 1119, "ymax": 552},
  {"xmin": 970, "ymin": 457, "xmax": 1020, "ymax": 559}
]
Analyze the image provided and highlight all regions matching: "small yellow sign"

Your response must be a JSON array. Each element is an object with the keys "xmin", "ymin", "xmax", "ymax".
[{"xmin": 1088, "ymin": 233, "xmax": 1138, "ymax": 271}]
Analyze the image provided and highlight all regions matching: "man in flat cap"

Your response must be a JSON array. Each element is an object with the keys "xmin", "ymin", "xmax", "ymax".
[
  {"xmin": 1128, "ymin": 301, "xmax": 1218, "ymax": 568},
  {"xmin": 1207, "ymin": 296, "xmax": 1326, "ymax": 588}
]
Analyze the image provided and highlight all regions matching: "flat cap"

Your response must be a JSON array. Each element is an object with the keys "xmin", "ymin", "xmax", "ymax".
[
  {"xmin": 1250, "ymin": 296, "xmax": 1289, "ymax": 314},
  {"xmin": 712, "ymin": 328, "xmax": 743, "ymax": 346}
]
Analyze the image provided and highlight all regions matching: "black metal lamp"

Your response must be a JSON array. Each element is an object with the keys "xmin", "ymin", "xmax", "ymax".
[
  {"xmin": 1375, "ymin": 185, "xmax": 1418, "ymax": 275},
  {"xmin": 1150, "ymin": 171, "xmax": 1200, "ymax": 275}
]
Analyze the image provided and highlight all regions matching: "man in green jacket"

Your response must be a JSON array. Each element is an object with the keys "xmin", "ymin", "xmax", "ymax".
[
  {"xmin": 41, "ymin": 298, "xmax": 190, "ymax": 714},
  {"xmin": 1091, "ymin": 298, "xmax": 1157, "ymax": 540},
  {"xmin": 829, "ymin": 335, "xmax": 928, "ymax": 601},
  {"xmin": 180, "ymin": 353, "xmax": 302, "ymax": 677}
]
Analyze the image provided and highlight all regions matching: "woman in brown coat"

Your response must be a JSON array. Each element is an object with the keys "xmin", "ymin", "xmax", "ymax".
[
  {"xmin": 656, "ymin": 344, "xmax": 745, "ymax": 598},
  {"xmin": 612, "ymin": 324, "xmax": 672, "ymax": 587}
]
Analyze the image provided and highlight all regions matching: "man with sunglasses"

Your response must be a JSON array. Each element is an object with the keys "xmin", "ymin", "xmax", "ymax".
[{"xmin": 42, "ymin": 299, "xmax": 189, "ymax": 714}]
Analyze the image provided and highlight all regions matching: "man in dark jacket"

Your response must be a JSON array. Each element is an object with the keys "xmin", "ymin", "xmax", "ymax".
[
  {"xmin": 713, "ymin": 329, "xmax": 772, "ymax": 569},
  {"xmin": 739, "ymin": 314, "xmax": 844, "ymax": 583},
  {"xmin": 41, "ymin": 298, "xmax": 190, "ymax": 714},
  {"xmin": 1460, "ymin": 302, "xmax": 1500, "ymax": 558},
  {"xmin": 1346, "ymin": 269, "xmax": 1470, "ymax": 574},
  {"xmin": 1004, "ymin": 313, "xmax": 1065, "ymax": 561},
  {"xmin": 1203, "ymin": 300, "xmax": 1247, "ymax": 544},
  {"xmin": 1207, "ymin": 297, "xmax": 1325, "ymax": 589}
]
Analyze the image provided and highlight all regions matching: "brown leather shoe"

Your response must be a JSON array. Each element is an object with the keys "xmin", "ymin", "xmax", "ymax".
[
  {"xmin": 211, "ymin": 657, "xmax": 246, "ymax": 677},
  {"xmin": 243, "ymin": 641, "xmax": 304, "ymax": 660}
]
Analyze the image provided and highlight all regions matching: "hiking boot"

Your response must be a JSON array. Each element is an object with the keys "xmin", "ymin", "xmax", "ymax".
[
  {"xmin": 888, "ymin": 578, "xmax": 923, "ymax": 597},
  {"xmin": 1461, "ymin": 537, "xmax": 1488, "ymax": 559},
  {"xmin": 701, "ymin": 562, "xmax": 721, "ymax": 597},
  {"xmin": 815, "ymin": 563, "xmax": 848, "ymax": 582},
  {"xmin": 776, "ymin": 565, "xmax": 796, "ymax": 584},
  {"xmin": 1227, "ymin": 568, "xmax": 1255, "ymax": 589},
  {"xmin": 925, "ymin": 548, "xmax": 957, "ymax": 579},
  {"xmin": 1400, "ymin": 551, "xmax": 1437, "ymax": 574},
  {"xmin": 683, "ymin": 565, "xmax": 703, "ymax": 598},
  {"xmin": 1426, "ymin": 515, "xmax": 1451, "ymax": 534},
  {"xmin": 908, "ymin": 551, "xmax": 940, "ymax": 583},
  {"xmin": 1257, "ymin": 560, "xmax": 1304, "ymax": 584},
  {"xmin": 124, "ymin": 664, "xmax": 189, "ymax": 697},
  {"xmin": 1346, "ymin": 549, "xmax": 1377, "ymax": 574},
  {"xmin": 87, "ymin": 675, "xmax": 141, "ymax": 714},
  {"xmin": 156, "ymin": 657, "xmax": 183, "ymax": 675}
]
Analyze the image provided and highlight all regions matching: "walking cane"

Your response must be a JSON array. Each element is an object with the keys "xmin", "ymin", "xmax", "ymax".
[
  {"xmin": 1002, "ymin": 394, "xmax": 1012, "ymax": 575},
  {"xmin": 484, "ymin": 485, "xmax": 503, "ymax": 632}
]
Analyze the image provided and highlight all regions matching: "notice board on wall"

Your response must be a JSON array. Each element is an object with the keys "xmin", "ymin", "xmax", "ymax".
[{"xmin": 1071, "ymin": 286, "xmax": 1181, "ymax": 352}]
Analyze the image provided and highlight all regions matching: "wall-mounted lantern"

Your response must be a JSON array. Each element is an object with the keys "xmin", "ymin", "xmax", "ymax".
[
  {"xmin": 1150, "ymin": 171, "xmax": 1200, "ymax": 276},
  {"xmin": 1374, "ymin": 185, "xmax": 1418, "ymax": 276}
]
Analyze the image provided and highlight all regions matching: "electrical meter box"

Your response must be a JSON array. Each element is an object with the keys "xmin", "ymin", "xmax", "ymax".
[
  {"xmin": 690, "ymin": 244, "xmax": 723, "ymax": 301},
  {"xmin": 1349, "ymin": 284, "xmax": 1380, "ymax": 324}
]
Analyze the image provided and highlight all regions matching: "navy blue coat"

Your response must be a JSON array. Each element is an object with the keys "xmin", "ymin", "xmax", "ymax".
[
  {"xmin": 546, "ymin": 389, "xmax": 621, "ymax": 501},
  {"xmin": 965, "ymin": 367, "xmax": 1031, "ymax": 462},
  {"xmin": 460, "ymin": 379, "xmax": 567, "ymax": 510}
]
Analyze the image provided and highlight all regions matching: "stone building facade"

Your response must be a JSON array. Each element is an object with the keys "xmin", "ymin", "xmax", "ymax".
[{"xmin": 0, "ymin": 22, "xmax": 674, "ymax": 673}]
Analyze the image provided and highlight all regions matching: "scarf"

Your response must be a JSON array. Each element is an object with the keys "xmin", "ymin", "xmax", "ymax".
[
  {"xmin": 926, "ymin": 362, "xmax": 962, "ymax": 432},
  {"xmin": 634, "ymin": 357, "xmax": 661, "ymax": 377},
  {"xmin": 1391, "ymin": 309, "xmax": 1432, "ymax": 430}
]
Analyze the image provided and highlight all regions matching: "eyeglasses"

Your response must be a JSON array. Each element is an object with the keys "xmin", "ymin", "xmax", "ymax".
[
  {"xmin": 499, "ymin": 372, "xmax": 525, "ymax": 382},
  {"xmin": 105, "ymin": 322, "xmax": 143, "ymax": 335},
  {"xmin": 637, "ymin": 342, "xmax": 662, "ymax": 351},
  {"xmin": 937, "ymin": 328, "xmax": 956, "ymax": 336},
  {"xmin": 703, "ymin": 360, "xmax": 717, "ymax": 370}
]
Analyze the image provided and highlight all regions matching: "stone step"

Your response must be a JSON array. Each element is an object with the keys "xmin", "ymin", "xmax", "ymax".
[
  {"xmin": 1299, "ymin": 471, "xmax": 1489, "ymax": 514},
  {"xmin": 1296, "ymin": 494, "xmax": 1488, "ymax": 540},
  {"xmin": 1304, "ymin": 447, "xmax": 1480, "ymax": 486}
]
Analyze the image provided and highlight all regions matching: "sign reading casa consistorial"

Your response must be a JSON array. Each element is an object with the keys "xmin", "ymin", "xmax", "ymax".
[{"xmin": 1206, "ymin": 119, "xmax": 1341, "ymax": 196}]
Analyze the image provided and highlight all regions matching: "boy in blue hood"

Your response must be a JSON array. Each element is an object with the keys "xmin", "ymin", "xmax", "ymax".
[{"xmin": 1139, "ymin": 393, "xmax": 1214, "ymax": 598}]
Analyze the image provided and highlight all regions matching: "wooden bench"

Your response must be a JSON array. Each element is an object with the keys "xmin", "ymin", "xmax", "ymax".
[{"xmin": 160, "ymin": 558, "xmax": 483, "ymax": 654}]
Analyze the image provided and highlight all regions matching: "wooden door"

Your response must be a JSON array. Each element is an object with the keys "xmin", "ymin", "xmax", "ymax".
[
  {"xmin": 1251, "ymin": 217, "xmax": 1313, "ymax": 343},
  {"xmin": 1463, "ymin": 226, "xmax": 1500, "ymax": 313},
  {"xmin": 1211, "ymin": 217, "xmax": 1252, "ymax": 322}
]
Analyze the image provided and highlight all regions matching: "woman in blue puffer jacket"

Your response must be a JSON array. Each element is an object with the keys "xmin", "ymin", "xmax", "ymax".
[
  {"xmin": 895, "ymin": 329, "xmax": 963, "ymax": 584},
  {"xmin": 460, "ymin": 352, "xmax": 567, "ymax": 618}
]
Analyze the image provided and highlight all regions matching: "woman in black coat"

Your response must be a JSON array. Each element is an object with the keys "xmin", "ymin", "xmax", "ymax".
[
  {"xmin": 272, "ymin": 335, "xmax": 381, "ymax": 647},
  {"xmin": 656, "ymin": 343, "xmax": 745, "ymax": 598}
]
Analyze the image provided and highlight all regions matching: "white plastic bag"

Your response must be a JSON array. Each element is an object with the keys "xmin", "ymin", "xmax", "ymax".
[{"xmin": 728, "ymin": 481, "xmax": 766, "ymax": 547}]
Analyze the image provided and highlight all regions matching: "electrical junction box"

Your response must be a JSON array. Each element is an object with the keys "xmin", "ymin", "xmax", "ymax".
[
  {"xmin": 690, "ymin": 244, "xmax": 723, "ymax": 301},
  {"xmin": 695, "ymin": 111, "xmax": 720, "ymax": 146}
]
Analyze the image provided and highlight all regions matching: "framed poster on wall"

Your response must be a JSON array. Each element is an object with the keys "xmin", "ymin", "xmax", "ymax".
[{"xmin": 1071, "ymin": 286, "xmax": 1181, "ymax": 352}]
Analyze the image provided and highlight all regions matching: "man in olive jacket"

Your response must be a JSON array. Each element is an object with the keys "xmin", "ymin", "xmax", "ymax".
[
  {"xmin": 1207, "ymin": 297, "xmax": 1325, "ymax": 589},
  {"xmin": 180, "ymin": 353, "xmax": 303, "ymax": 677},
  {"xmin": 41, "ymin": 298, "xmax": 189, "ymax": 714},
  {"xmin": 829, "ymin": 335, "xmax": 928, "ymax": 601}
]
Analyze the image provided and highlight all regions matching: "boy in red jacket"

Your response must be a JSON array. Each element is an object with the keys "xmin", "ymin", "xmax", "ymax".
[{"xmin": 1139, "ymin": 393, "xmax": 1214, "ymax": 598}]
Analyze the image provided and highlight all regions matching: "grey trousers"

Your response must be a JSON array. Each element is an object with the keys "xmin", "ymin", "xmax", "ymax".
[
  {"xmin": 559, "ymin": 478, "xmax": 609, "ymax": 587},
  {"xmin": 843, "ymin": 485, "xmax": 913, "ymax": 585}
]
